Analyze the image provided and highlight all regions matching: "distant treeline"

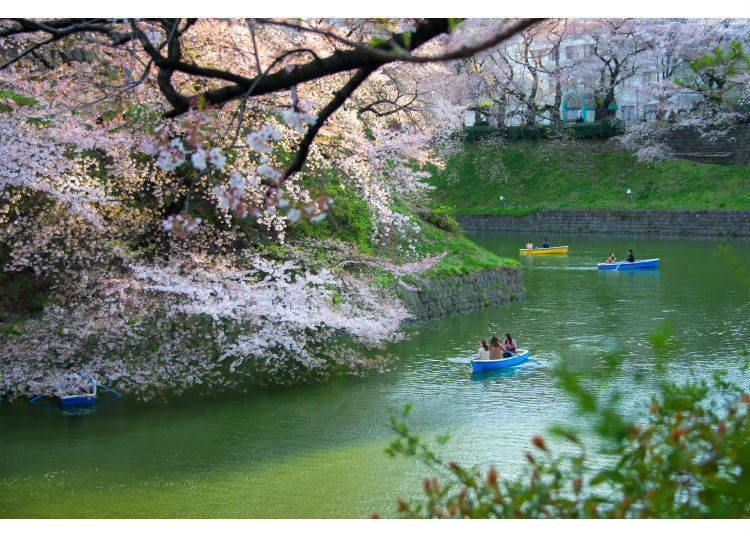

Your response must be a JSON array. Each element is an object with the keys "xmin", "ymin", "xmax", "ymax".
[{"xmin": 463, "ymin": 119, "xmax": 624, "ymax": 142}]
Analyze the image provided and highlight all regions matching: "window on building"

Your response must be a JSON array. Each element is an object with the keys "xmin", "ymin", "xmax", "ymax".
[
  {"xmin": 642, "ymin": 71, "xmax": 656, "ymax": 84},
  {"xmin": 620, "ymin": 105, "xmax": 635, "ymax": 122}
]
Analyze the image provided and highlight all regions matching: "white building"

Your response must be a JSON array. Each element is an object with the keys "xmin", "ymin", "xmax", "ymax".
[{"xmin": 464, "ymin": 34, "xmax": 700, "ymax": 127}]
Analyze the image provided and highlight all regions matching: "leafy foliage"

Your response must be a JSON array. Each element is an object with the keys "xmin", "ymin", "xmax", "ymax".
[
  {"xmin": 290, "ymin": 180, "xmax": 375, "ymax": 252},
  {"xmin": 416, "ymin": 204, "xmax": 463, "ymax": 234},
  {"xmin": 676, "ymin": 40, "xmax": 750, "ymax": 111}
]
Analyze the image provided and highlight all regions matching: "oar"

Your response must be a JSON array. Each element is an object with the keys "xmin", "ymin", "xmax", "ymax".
[
  {"xmin": 505, "ymin": 349, "xmax": 542, "ymax": 365},
  {"xmin": 98, "ymin": 384, "xmax": 122, "ymax": 397},
  {"xmin": 82, "ymin": 375, "xmax": 121, "ymax": 397}
]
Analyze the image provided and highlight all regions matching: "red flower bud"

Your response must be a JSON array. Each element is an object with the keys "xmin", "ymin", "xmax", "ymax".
[
  {"xmin": 572, "ymin": 477, "xmax": 582, "ymax": 493},
  {"xmin": 649, "ymin": 403, "xmax": 658, "ymax": 414},
  {"xmin": 526, "ymin": 452, "xmax": 536, "ymax": 464},
  {"xmin": 717, "ymin": 421, "xmax": 726, "ymax": 435},
  {"xmin": 487, "ymin": 467, "xmax": 498, "ymax": 486},
  {"xmin": 532, "ymin": 435, "xmax": 547, "ymax": 451},
  {"xmin": 741, "ymin": 394, "xmax": 750, "ymax": 404}
]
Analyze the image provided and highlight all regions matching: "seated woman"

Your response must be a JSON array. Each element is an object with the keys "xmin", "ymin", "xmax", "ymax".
[
  {"xmin": 476, "ymin": 340, "xmax": 490, "ymax": 361},
  {"xmin": 526, "ymin": 240, "xmax": 533, "ymax": 250},
  {"xmin": 605, "ymin": 253, "xmax": 616, "ymax": 264},
  {"xmin": 489, "ymin": 336, "xmax": 504, "ymax": 360},
  {"xmin": 502, "ymin": 333, "xmax": 516, "ymax": 358}
]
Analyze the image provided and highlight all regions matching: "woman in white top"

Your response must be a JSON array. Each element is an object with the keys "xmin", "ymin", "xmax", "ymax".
[
  {"xmin": 476, "ymin": 340, "xmax": 490, "ymax": 360},
  {"xmin": 526, "ymin": 240, "xmax": 533, "ymax": 250}
]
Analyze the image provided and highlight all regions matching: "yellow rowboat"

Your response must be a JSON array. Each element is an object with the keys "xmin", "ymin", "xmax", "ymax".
[{"xmin": 519, "ymin": 246, "xmax": 569, "ymax": 255}]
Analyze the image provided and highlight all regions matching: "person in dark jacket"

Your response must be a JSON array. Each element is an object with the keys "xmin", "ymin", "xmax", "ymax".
[
  {"xmin": 502, "ymin": 333, "xmax": 516, "ymax": 358},
  {"xmin": 541, "ymin": 238, "xmax": 549, "ymax": 248},
  {"xmin": 625, "ymin": 249, "xmax": 635, "ymax": 262}
]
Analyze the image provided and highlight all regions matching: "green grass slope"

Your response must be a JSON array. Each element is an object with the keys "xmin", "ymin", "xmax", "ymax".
[{"xmin": 429, "ymin": 140, "xmax": 750, "ymax": 215}]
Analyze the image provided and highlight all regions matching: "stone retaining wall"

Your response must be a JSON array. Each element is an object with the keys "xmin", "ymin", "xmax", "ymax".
[
  {"xmin": 664, "ymin": 124, "xmax": 750, "ymax": 165},
  {"xmin": 399, "ymin": 266, "xmax": 525, "ymax": 322},
  {"xmin": 457, "ymin": 210, "xmax": 750, "ymax": 238}
]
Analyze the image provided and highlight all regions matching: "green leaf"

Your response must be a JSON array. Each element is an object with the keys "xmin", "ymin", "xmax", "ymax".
[
  {"xmin": 590, "ymin": 469, "xmax": 626, "ymax": 486},
  {"xmin": 448, "ymin": 18, "xmax": 463, "ymax": 32},
  {"xmin": 402, "ymin": 31, "xmax": 411, "ymax": 49}
]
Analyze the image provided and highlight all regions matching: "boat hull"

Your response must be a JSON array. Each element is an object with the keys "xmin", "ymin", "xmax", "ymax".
[
  {"xmin": 57, "ymin": 394, "xmax": 96, "ymax": 407},
  {"xmin": 598, "ymin": 259, "xmax": 659, "ymax": 270},
  {"xmin": 519, "ymin": 246, "xmax": 568, "ymax": 255},
  {"xmin": 471, "ymin": 350, "xmax": 530, "ymax": 372}
]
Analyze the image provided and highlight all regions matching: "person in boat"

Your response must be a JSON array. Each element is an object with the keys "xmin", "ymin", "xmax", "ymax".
[
  {"xmin": 625, "ymin": 249, "xmax": 635, "ymax": 263},
  {"xmin": 526, "ymin": 240, "xmax": 533, "ymax": 250},
  {"xmin": 605, "ymin": 253, "xmax": 616, "ymax": 264},
  {"xmin": 541, "ymin": 238, "xmax": 549, "ymax": 248},
  {"xmin": 502, "ymin": 333, "xmax": 517, "ymax": 358},
  {"xmin": 476, "ymin": 340, "xmax": 490, "ymax": 361},
  {"xmin": 489, "ymin": 336, "xmax": 504, "ymax": 360}
]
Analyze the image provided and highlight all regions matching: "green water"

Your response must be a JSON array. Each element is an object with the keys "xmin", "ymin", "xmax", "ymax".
[{"xmin": 2, "ymin": 233, "xmax": 749, "ymax": 518}]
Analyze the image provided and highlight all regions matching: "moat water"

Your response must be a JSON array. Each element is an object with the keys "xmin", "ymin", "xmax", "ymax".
[{"xmin": 2, "ymin": 233, "xmax": 749, "ymax": 517}]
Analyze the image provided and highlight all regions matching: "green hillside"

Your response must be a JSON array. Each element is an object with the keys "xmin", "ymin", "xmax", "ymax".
[{"xmin": 429, "ymin": 139, "xmax": 750, "ymax": 215}]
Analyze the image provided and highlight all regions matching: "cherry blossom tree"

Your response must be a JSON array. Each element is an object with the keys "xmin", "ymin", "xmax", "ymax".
[{"xmin": 0, "ymin": 18, "xmax": 546, "ymax": 399}]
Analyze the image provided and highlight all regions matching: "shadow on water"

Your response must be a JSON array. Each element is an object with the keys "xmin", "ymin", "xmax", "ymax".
[{"xmin": 471, "ymin": 363, "xmax": 538, "ymax": 382}]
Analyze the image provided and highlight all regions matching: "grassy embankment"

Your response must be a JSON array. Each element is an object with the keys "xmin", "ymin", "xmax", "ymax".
[
  {"xmin": 289, "ymin": 174, "xmax": 518, "ymax": 284},
  {"xmin": 428, "ymin": 139, "xmax": 750, "ymax": 215}
]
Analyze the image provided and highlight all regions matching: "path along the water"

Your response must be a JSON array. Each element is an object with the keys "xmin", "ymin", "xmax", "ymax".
[{"xmin": 1, "ymin": 233, "xmax": 749, "ymax": 518}]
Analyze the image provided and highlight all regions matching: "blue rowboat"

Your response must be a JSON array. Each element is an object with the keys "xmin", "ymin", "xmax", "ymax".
[
  {"xmin": 58, "ymin": 392, "xmax": 97, "ymax": 407},
  {"xmin": 57, "ymin": 376, "xmax": 97, "ymax": 407},
  {"xmin": 471, "ymin": 349, "xmax": 530, "ymax": 372},
  {"xmin": 597, "ymin": 258, "xmax": 659, "ymax": 270}
]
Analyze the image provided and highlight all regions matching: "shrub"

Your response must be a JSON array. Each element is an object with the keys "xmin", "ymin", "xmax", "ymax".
[
  {"xmin": 463, "ymin": 119, "xmax": 624, "ymax": 143},
  {"xmin": 417, "ymin": 205, "xmax": 463, "ymax": 234},
  {"xmin": 289, "ymin": 182, "xmax": 374, "ymax": 252}
]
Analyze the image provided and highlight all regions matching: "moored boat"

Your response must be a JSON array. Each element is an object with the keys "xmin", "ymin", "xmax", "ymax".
[
  {"xmin": 56, "ymin": 376, "xmax": 97, "ymax": 407},
  {"xmin": 58, "ymin": 389, "xmax": 97, "ymax": 408},
  {"xmin": 30, "ymin": 374, "xmax": 121, "ymax": 409},
  {"xmin": 598, "ymin": 258, "xmax": 660, "ymax": 270},
  {"xmin": 519, "ymin": 246, "xmax": 568, "ymax": 255},
  {"xmin": 471, "ymin": 349, "xmax": 530, "ymax": 372}
]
